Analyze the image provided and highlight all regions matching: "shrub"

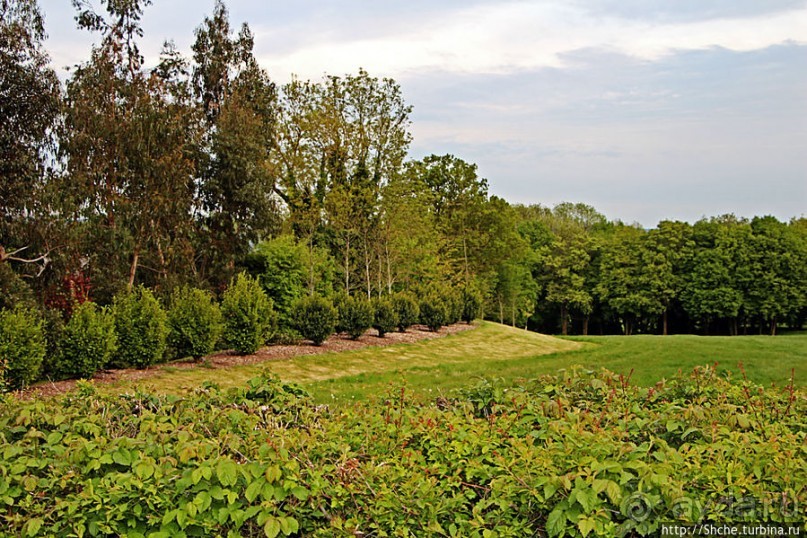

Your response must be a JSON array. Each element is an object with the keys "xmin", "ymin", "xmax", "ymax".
[
  {"xmin": 461, "ymin": 287, "xmax": 484, "ymax": 323},
  {"xmin": 0, "ymin": 307, "xmax": 46, "ymax": 391},
  {"xmin": 331, "ymin": 291, "xmax": 350, "ymax": 333},
  {"xmin": 221, "ymin": 273, "xmax": 276, "ymax": 355},
  {"xmin": 420, "ymin": 295, "xmax": 449, "ymax": 332},
  {"xmin": 392, "ymin": 292, "xmax": 419, "ymax": 332},
  {"xmin": 445, "ymin": 288, "xmax": 463, "ymax": 325},
  {"xmin": 373, "ymin": 298, "xmax": 398, "ymax": 338},
  {"xmin": 291, "ymin": 295, "xmax": 337, "ymax": 346},
  {"xmin": 338, "ymin": 296, "xmax": 374, "ymax": 340},
  {"xmin": 111, "ymin": 286, "xmax": 168, "ymax": 369},
  {"xmin": 166, "ymin": 286, "xmax": 223, "ymax": 360},
  {"xmin": 56, "ymin": 302, "xmax": 117, "ymax": 379}
]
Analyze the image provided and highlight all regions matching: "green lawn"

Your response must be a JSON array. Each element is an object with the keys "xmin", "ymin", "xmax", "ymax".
[{"xmin": 114, "ymin": 322, "xmax": 806, "ymax": 404}]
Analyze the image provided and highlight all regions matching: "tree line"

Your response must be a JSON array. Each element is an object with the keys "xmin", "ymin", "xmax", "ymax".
[{"xmin": 2, "ymin": 0, "xmax": 806, "ymax": 344}]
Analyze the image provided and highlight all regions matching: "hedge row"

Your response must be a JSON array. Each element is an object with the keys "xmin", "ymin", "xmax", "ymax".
[
  {"xmin": 0, "ymin": 366, "xmax": 802, "ymax": 536},
  {"xmin": 0, "ymin": 279, "xmax": 482, "ymax": 391}
]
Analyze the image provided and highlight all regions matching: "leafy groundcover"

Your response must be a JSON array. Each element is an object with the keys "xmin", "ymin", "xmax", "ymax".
[{"xmin": 0, "ymin": 366, "xmax": 804, "ymax": 537}]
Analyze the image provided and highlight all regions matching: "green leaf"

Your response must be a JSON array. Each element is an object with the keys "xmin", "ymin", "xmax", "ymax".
[
  {"xmin": 279, "ymin": 517, "xmax": 299, "ymax": 535},
  {"xmin": 546, "ymin": 507, "xmax": 566, "ymax": 538},
  {"xmin": 264, "ymin": 517, "xmax": 281, "ymax": 538},
  {"xmin": 290, "ymin": 486, "xmax": 308, "ymax": 501},
  {"xmin": 217, "ymin": 460, "xmax": 238, "ymax": 487},
  {"xmin": 578, "ymin": 517, "xmax": 596, "ymax": 538},
  {"xmin": 245, "ymin": 480, "xmax": 263, "ymax": 503},
  {"xmin": 134, "ymin": 462, "xmax": 154, "ymax": 480},
  {"xmin": 26, "ymin": 518, "xmax": 43, "ymax": 537}
]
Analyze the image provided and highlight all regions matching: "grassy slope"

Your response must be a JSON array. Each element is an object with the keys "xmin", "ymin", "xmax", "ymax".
[
  {"xmin": 115, "ymin": 322, "xmax": 806, "ymax": 404},
  {"xmin": 116, "ymin": 322, "xmax": 579, "ymax": 401}
]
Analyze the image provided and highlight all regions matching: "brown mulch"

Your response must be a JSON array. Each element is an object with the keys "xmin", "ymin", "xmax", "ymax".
[{"xmin": 22, "ymin": 323, "xmax": 477, "ymax": 399}]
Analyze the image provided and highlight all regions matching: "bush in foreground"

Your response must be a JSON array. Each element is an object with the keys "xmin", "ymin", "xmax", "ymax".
[
  {"xmin": 167, "ymin": 286, "xmax": 223, "ymax": 360},
  {"xmin": 291, "ymin": 295, "xmax": 337, "ymax": 346},
  {"xmin": 221, "ymin": 273, "xmax": 276, "ymax": 355},
  {"xmin": 0, "ymin": 366, "xmax": 803, "ymax": 536},
  {"xmin": 56, "ymin": 302, "xmax": 117, "ymax": 379},
  {"xmin": 0, "ymin": 307, "xmax": 46, "ymax": 390},
  {"xmin": 111, "ymin": 286, "xmax": 168, "ymax": 369}
]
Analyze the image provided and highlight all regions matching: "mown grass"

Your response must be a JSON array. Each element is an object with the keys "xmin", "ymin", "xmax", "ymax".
[
  {"xmin": 111, "ymin": 322, "xmax": 807, "ymax": 405},
  {"xmin": 113, "ymin": 322, "xmax": 578, "ymax": 401}
]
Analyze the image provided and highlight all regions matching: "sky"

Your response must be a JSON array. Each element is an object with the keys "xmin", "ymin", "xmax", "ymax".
[{"xmin": 39, "ymin": 0, "xmax": 807, "ymax": 227}]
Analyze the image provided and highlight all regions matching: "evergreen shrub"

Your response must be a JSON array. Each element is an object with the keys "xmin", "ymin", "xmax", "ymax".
[
  {"xmin": 57, "ymin": 302, "xmax": 117, "ymax": 379},
  {"xmin": 221, "ymin": 273, "xmax": 276, "ymax": 355},
  {"xmin": 392, "ymin": 292, "xmax": 419, "ymax": 332},
  {"xmin": 338, "ymin": 296, "xmax": 373, "ymax": 340},
  {"xmin": 167, "ymin": 286, "xmax": 223, "ymax": 360},
  {"xmin": 111, "ymin": 286, "xmax": 168, "ymax": 369},
  {"xmin": 372, "ymin": 298, "xmax": 398, "ymax": 338},
  {"xmin": 290, "ymin": 295, "xmax": 337, "ymax": 346},
  {"xmin": 0, "ymin": 307, "xmax": 46, "ymax": 391}
]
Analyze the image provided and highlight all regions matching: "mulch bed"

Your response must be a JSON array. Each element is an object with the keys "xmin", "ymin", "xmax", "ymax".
[{"xmin": 22, "ymin": 323, "xmax": 477, "ymax": 399}]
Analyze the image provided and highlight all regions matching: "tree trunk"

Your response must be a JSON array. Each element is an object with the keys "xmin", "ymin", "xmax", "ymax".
[
  {"xmin": 344, "ymin": 234, "xmax": 350, "ymax": 292},
  {"xmin": 128, "ymin": 248, "xmax": 140, "ymax": 290},
  {"xmin": 498, "ymin": 298, "xmax": 504, "ymax": 324},
  {"xmin": 560, "ymin": 303, "xmax": 568, "ymax": 336},
  {"xmin": 583, "ymin": 316, "xmax": 589, "ymax": 336},
  {"xmin": 662, "ymin": 309, "xmax": 669, "ymax": 336},
  {"xmin": 770, "ymin": 317, "xmax": 777, "ymax": 336}
]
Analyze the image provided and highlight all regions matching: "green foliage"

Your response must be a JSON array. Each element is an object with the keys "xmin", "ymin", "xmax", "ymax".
[
  {"xmin": 56, "ymin": 302, "xmax": 117, "ymax": 379},
  {"xmin": 392, "ymin": 292, "xmax": 419, "ymax": 332},
  {"xmin": 372, "ymin": 297, "xmax": 398, "ymax": 337},
  {"xmin": 247, "ymin": 236, "xmax": 308, "ymax": 328},
  {"xmin": 0, "ymin": 264, "xmax": 36, "ymax": 311},
  {"xmin": 461, "ymin": 287, "xmax": 483, "ymax": 323},
  {"xmin": 290, "ymin": 295, "xmax": 337, "ymax": 346},
  {"xmin": 166, "ymin": 286, "xmax": 223, "ymax": 360},
  {"xmin": 0, "ymin": 367, "xmax": 803, "ymax": 536},
  {"xmin": 111, "ymin": 286, "xmax": 169, "ymax": 369},
  {"xmin": 420, "ymin": 294, "xmax": 448, "ymax": 332},
  {"xmin": 0, "ymin": 306, "xmax": 46, "ymax": 390},
  {"xmin": 337, "ymin": 296, "xmax": 374, "ymax": 340},
  {"xmin": 444, "ymin": 288, "xmax": 463, "ymax": 325},
  {"xmin": 221, "ymin": 273, "xmax": 276, "ymax": 354}
]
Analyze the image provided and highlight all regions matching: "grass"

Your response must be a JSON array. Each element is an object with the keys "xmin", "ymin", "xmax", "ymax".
[
  {"xmin": 108, "ymin": 322, "xmax": 807, "ymax": 405},
  {"xmin": 112, "ymin": 322, "xmax": 579, "ymax": 402}
]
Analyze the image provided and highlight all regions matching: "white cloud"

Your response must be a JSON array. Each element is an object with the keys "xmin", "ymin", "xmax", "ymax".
[{"xmin": 255, "ymin": 1, "xmax": 807, "ymax": 79}]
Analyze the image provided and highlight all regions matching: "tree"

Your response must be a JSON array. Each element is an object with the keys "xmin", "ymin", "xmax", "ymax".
[
  {"xmin": 681, "ymin": 217, "xmax": 746, "ymax": 334},
  {"xmin": 543, "ymin": 217, "xmax": 595, "ymax": 336},
  {"xmin": 0, "ymin": 0, "xmax": 61, "ymax": 282},
  {"xmin": 406, "ymin": 155, "xmax": 488, "ymax": 282},
  {"xmin": 744, "ymin": 217, "xmax": 806, "ymax": 335},
  {"xmin": 642, "ymin": 221, "xmax": 694, "ymax": 335},
  {"xmin": 595, "ymin": 225, "xmax": 658, "ymax": 336},
  {"xmin": 192, "ymin": 1, "xmax": 279, "ymax": 285},
  {"xmin": 62, "ymin": 0, "xmax": 200, "ymax": 299}
]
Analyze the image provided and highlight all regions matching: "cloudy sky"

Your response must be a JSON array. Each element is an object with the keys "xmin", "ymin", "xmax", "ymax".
[{"xmin": 40, "ymin": 0, "xmax": 807, "ymax": 226}]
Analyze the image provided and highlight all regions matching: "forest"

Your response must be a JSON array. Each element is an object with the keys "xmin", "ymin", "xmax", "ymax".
[{"xmin": 2, "ymin": 0, "xmax": 806, "ymax": 353}]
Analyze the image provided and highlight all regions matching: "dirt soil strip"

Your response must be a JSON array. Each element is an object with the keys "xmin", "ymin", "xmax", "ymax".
[{"xmin": 23, "ymin": 323, "xmax": 478, "ymax": 399}]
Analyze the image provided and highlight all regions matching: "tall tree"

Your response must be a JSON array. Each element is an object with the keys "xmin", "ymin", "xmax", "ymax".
[
  {"xmin": 0, "ymin": 0, "xmax": 61, "ymax": 279},
  {"xmin": 192, "ymin": 0, "xmax": 279, "ymax": 286},
  {"xmin": 63, "ymin": 0, "xmax": 200, "ymax": 299}
]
